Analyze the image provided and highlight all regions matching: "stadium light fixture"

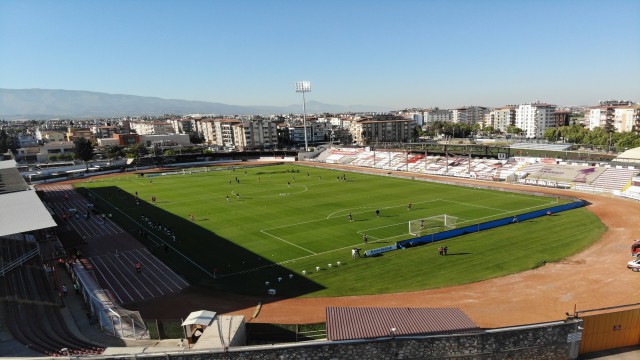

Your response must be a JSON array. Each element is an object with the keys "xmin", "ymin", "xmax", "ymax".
[{"xmin": 295, "ymin": 81, "xmax": 311, "ymax": 151}]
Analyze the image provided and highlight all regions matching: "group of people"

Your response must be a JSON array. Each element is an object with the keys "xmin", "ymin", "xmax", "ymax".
[
  {"xmin": 438, "ymin": 245, "xmax": 449, "ymax": 256},
  {"xmin": 140, "ymin": 215, "xmax": 175, "ymax": 238}
]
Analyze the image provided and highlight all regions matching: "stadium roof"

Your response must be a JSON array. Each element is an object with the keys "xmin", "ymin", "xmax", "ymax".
[
  {"xmin": 0, "ymin": 190, "xmax": 58, "ymax": 237},
  {"xmin": 326, "ymin": 307, "xmax": 482, "ymax": 341},
  {"xmin": 0, "ymin": 159, "xmax": 31, "ymax": 194},
  {"xmin": 181, "ymin": 310, "xmax": 217, "ymax": 327},
  {"xmin": 0, "ymin": 160, "xmax": 57, "ymax": 237},
  {"xmin": 614, "ymin": 147, "xmax": 640, "ymax": 163}
]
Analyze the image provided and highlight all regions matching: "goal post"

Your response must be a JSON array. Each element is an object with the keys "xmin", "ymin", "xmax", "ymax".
[{"xmin": 409, "ymin": 214, "xmax": 458, "ymax": 236}]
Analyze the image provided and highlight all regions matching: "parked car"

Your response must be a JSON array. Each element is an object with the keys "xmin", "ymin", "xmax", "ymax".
[{"xmin": 627, "ymin": 259, "xmax": 640, "ymax": 271}]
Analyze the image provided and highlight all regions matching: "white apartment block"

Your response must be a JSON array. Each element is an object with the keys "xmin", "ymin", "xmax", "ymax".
[
  {"xmin": 587, "ymin": 104, "xmax": 640, "ymax": 132},
  {"xmin": 129, "ymin": 121, "xmax": 175, "ymax": 135},
  {"xmin": 200, "ymin": 119, "xmax": 218, "ymax": 145},
  {"xmin": 489, "ymin": 106, "xmax": 517, "ymax": 132},
  {"xmin": 424, "ymin": 108, "xmax": 452, "ymax": 124},
  {"xmin": 515, "ymin": 102, "xmax": 557, "ymax": 138},
  {"xmin": 168, "ymin": 118, "xmax": 196, "ymax": 134},
  {"xmin": 215, "ymin": 119, "xmax": 241, "ymax": 148},
  {"xmin": 451, "ymin": 106, "xmax": 489, "ymax": 124},
  {"xmin": 232, "ymin": 119, "xmax": 278, "ymax": 150}
]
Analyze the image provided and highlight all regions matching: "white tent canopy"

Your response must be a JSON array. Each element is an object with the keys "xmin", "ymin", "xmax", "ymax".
[{"xmin": 181, "ymin": 310, "xmax": 217, "ymax": 327}]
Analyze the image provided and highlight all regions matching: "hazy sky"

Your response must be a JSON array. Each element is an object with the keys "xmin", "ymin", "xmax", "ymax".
[{"xmin": 1, "ymin": 0, "xmax": 638, "ymax": 110}]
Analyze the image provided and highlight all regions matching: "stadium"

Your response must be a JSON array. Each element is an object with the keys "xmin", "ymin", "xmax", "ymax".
[{"xmin": 1, "ymin": 147, "xmax": 640, "ymax": 359}]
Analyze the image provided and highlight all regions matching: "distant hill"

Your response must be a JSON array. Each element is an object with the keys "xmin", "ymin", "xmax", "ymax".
[{"xmin": 0, "ymin": 88, "xmax": 389, "ymax": 120}]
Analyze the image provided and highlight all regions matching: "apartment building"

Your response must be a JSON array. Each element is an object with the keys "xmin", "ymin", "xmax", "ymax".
[
  {"xmin": 168, "ymin": 118, "xmax": 197, "ymax": 134},
  {"xmin": 35, "ymin": 130, "xmax": 66, "ymax": 143},
  {"xmin": 200, "ymin": 119, "xmax": 218, "ymax": 145},
  {"xmin": 65, "ymin": 128, "xmax": 94, "ymax": 141},
  {"xmin": 451, "ymin": 106, "xmax": 489, "ymax": 124},
  {"xmin": 587, "ymin": 101, "xmax": 640, "ymax": 133},
  {"xmin": 515, "ymin": 102, "xmax": 557, "ymax": 138},
  {"xmin": 91, "ymin": 125, "xmax": 119, "ymax": 139},
  {"xmin": 288, "ymin": 120, "xmax": 329, "ymax": 147},
  {"xmin": 350, "ymin": 116, "xmax": 415, "ymax": 146},
  {"xmin": 212, "ymin": 119, "xmax": 242, "ymax": 148},
  {"xmin": 489, "ymin": 106, "xmax": 517, "ymax": 132},
  {"xmin": 232, "ymin": 119, "xmax": 278, "ymax": 150},
  {"xmin": 424, "ymin": 108, "xmax": 452, "ymax": 124},
  {"xmin": 129, "ymin": 121, "xmax": 174, "ymax": 135}
]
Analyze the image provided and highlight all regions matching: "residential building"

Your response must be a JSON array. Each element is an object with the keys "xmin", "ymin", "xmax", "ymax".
[
  {"xmin": 288, "ymin": 119, "xmax": 330, "ymax": 147},
  {"xmin": 232, "ymin": 119, "xmax": 278, "ymax": 150},
  {"xmin": 200, "ymin": 119, "xmax": 218, "ymax": 145},
  {"xmin": 451, "ymin": 106, "xmax": 489, "ymax": 125},
  {"xmin": 91, "ymin": 125, "xmax": 119, "ymax": 139},
  {"xmin": 350, "ymin": 115, "xmax": 415, "ymax": 146},
  {"xmin": 65, "ymin": 128, "xmax": 94, "ymax": 141},
  {"xmin": 168, "ymin": 118, "xmax": 196, "ymax": 134},
  {"xmin": 489, "ymin": 106, "xmax": 517, "ymax": 132},
  {"xmin": 215, "ymin": 119, "xmax": 242, "ymax": 148},
  {"xmin": 587, "ymin": 101, "xmax": 640, "ymax": 133},
  {"xmin": 16, "ymin": 135, "xmax": 39, "ymax": 147},
  {"xmin": 35, "ymin": 130, "xmax": 66, "ymax": 143},
  {"xmin": 129, "ymin": 121, "xmax": 174, "ymax": 135},
  {"xmin": 515, "ymin": 102, "xmax": 557, "ymax": 138},
  {"xmin": 424, "ymin": 108, "xmax": 452, "ymax": 124}
]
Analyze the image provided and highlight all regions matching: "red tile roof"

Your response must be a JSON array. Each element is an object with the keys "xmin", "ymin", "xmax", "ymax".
[{"xmin": 326, "ymin": 307, "xmax": 482, "ymax": 341}]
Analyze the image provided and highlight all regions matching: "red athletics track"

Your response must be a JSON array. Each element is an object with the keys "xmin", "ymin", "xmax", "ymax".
[{"xmin": 37, "ymin": 184, "xmax": 189, "ymax": 305}]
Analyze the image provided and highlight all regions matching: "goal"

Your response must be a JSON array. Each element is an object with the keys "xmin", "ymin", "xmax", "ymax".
[{"xmin": 409, "ymin": 214, "xmax": 458, "ymax": 236}]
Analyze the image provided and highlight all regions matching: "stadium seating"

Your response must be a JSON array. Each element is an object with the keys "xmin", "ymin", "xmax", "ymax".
[{"xmin": 0, "ymin": 238, "xmax": 104, "ymax": 356}]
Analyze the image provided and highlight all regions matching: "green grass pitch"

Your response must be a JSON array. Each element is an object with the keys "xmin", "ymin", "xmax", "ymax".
[{"xmin": 77, "ymin": 163, "xmax": 605, "ymax": 297}]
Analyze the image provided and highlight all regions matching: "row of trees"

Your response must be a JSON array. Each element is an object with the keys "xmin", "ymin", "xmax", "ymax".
[
  {"xmin": 420, "ymin": 121, "xmax": 640, "ymax": 151},
  {"xmin": 543, "ymin": 125, "xmax": 640, "ymax": 151},
  {"xmin": 422, "ymin": 121, "xmax": 525, "ymax": 139}
]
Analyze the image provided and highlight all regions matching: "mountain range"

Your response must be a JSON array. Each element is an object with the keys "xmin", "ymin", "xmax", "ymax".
[{"xmin": 0, "ymin": 88, "xmax": 389, "ymax": 120}]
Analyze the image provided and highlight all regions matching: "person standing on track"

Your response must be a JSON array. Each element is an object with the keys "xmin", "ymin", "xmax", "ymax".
[{"xmin": 135, "ymin": 261, "xmax": 142, "ymax": 273}]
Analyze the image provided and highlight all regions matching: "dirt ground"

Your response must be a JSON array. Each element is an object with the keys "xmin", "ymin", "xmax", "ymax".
[{"xmin": 62, "ymin": 162, "xmax": 640, "ymax": 328}]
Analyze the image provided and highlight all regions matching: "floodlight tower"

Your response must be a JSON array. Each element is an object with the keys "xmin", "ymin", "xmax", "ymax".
[{"xmin": 295, "ymin": 81, "xmax": 311, "ymax": 151}]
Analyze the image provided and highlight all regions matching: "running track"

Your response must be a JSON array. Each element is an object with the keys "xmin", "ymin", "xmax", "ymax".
[{"xmin": 38, "ymin": 184, "xmax": 189, "ymax": 305}]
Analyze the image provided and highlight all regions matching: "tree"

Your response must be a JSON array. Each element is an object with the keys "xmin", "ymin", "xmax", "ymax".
[
  {"xmin": 73, "ymin": 138, "xmax": 95, "ymax": 167},
  {"xmin": 0, "ymin": 129, "xmax": 8, "ymax": 153},
  {"xmin": 126, "ymin": 143, "xmax": 149, "ymax": 158},
  {"xmin": 104, "ymin": 145, "xmax": 125, "ymax": 161},
  {"xmin": 506, "ymin": 125, "xmax": 524, "ymax": 136}
]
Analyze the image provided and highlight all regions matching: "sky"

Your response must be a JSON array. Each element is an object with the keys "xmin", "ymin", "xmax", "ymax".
[{"xmin": 1, "ymin": 0, "xmax": 639, "ymax": 110}]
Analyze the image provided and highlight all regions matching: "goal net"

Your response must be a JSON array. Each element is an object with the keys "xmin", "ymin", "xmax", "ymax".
[{"xmin": 409, "ymin": 214, "xmax": 458, "ymax": 236}]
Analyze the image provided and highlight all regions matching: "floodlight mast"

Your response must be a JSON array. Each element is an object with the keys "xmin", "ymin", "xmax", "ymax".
[{"xmin": 295, "ymin": 81, "xmax": 311, "ymax": 151}]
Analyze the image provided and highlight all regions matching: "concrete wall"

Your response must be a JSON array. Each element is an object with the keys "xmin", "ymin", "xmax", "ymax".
[{"xmin": 101, "ymin": 320, "xmax": 581, "ymax": 360}]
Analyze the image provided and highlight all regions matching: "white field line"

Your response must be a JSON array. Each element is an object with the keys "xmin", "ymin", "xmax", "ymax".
[
  {"xmin": 80, "ymin": 184, "xmax": 213, "ymax": 279},
  {"xmin": 259, "ymin": 230, "xmax": 316, "ymax": 255},
  {"xmin": 222, "ymin": 199, "xmax": 560, "ymax": 278},
  {"xmin": 325, "ymin": 199, "xmax": 442, "ymax": 219}
]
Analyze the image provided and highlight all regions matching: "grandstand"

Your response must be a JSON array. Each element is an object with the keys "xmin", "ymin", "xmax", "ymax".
[
  {"xmin": 0, "ymin": 238, "xmax": 105, "ymax": 356},
  {"xmin": 0, "ymin": 159, "xmax": 105, "ymax": 355},
  {"xmin": 313, "ymin": 147, "xmax": 639, "ymax": 195}
]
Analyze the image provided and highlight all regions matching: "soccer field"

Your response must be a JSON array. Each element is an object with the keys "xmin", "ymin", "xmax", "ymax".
[{"xmin": 77, "ymin": 163, "xmax": 605, "ymax": 297}]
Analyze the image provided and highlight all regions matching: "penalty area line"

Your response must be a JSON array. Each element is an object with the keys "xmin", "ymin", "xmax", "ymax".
[{"xmin": 260, "ymin": 230, "xmax": 316, "ymax": 255}]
